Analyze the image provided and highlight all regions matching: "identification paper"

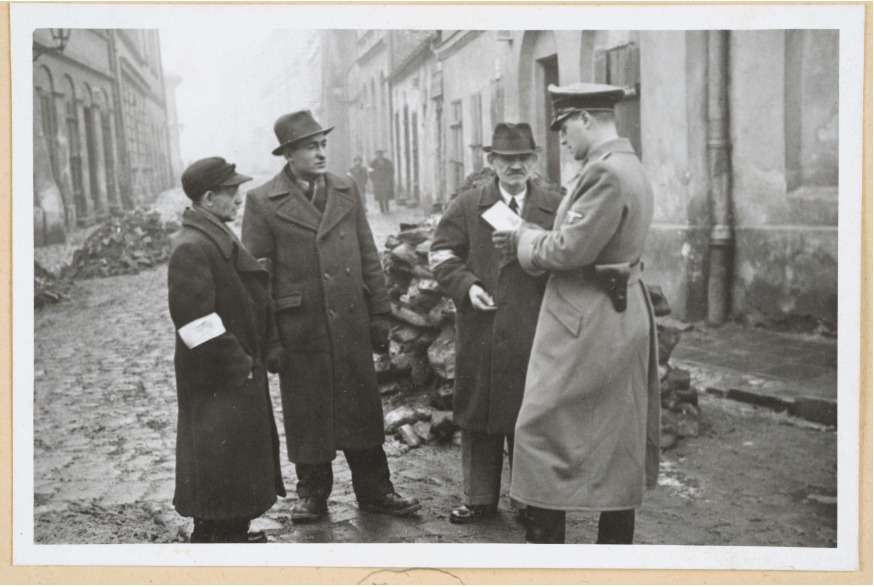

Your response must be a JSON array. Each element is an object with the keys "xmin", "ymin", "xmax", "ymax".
[
  {"xmin": 178, "ymin": 312, "xmax": 226, "ymax": 349},
  {"xmin": 480, "ymin": 200, "xmax": 523, "ymax": 231}
]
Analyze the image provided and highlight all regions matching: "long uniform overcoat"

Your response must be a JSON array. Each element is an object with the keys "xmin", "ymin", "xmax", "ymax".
[
  {"xmin": 430, "ymin": 179, "xmax": 560, "ymax": 434},
  {"xmin": 168, "ymin": 208, "xmax": 286, "ymax": 521},
  {"xmin": 242, "ymin": 169, "xmax": 390, "ymax": 464},
  {"xmin": 509, "ymin": 138, "xmax": 660, "ymax": 511}
]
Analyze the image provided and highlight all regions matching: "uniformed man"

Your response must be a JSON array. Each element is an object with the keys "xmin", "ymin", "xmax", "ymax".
[
  {"xmin": 493, "ymin": 83, "xmax": 660, "ymax": 544},
  {"xmin": 168, "ymin": 157, "xmax": 286, "ymax": 543},
  {"xmin": 429, "ymin": 123, "xmax": 561, "ymax": 524},
  {"xmin": 242, "ymin": 110, "xmax": 420, "ymax": 523}
]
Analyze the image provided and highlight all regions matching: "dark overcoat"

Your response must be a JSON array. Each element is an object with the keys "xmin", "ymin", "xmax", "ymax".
[
  {"xmin": 242, "ymin": 169, "xmax": 390, "ymax": 464},
  {"xmin": 168, "ymin": 208, "xmax": 285, "ymax": 521},
  {"xmin": 430, "ymin": 179, "xmax": 560, "ymax": 434},
  {"xmin": 369, "ymin": 157, "xmax": 394, "ymax": 202},
  {"xmin": 509, "ymin": 138, "xmax": 660, "ymax": 511}
]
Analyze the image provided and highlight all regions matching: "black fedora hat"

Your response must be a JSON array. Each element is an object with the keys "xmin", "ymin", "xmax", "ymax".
[
  {"xmin": 483, "ymin": 122, "xmax": 542, "ymax": 156},
  {"xmin": 272, "ymin": 110, "xmax": 335, "ymax": 156}
]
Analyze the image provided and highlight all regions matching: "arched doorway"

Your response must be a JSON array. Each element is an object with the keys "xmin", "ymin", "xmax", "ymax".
[
  {"xmin": 518, "ymin": 31, "xmax": 560, "ymax": 184},
  {"xmin": 63, "ymin": 76, "xmax": 88, "ymax": 224}
]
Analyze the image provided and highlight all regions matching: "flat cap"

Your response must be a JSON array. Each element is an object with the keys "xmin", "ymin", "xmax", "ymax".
[
  {"xmin": 548, "ymin": 82, "xmax": 627, "ymax": 130},
  {"xmin": 181, "ymin": 157, "xmax": 252, "ymax": 200}
]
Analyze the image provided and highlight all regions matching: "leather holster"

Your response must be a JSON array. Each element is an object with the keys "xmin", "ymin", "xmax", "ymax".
[{"xmin": 593, "ymin": 262, "xmax": 631, "ymax": 312}]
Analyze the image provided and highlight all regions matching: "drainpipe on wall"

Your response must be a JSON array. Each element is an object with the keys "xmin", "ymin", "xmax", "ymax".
[{"xmin": 706, "ymin": 30, "xmax": 734, "ymax": 325}]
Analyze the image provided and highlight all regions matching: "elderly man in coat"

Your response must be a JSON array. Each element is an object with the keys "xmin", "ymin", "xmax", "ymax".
[
  {"xmin": 168, "ymin": 157, "xmax": 286, "ymax": 543},
  {"xmin": 242, "ymin": 110, "xmax": 420, "ymax": 523},
  {"xmin": 493, "ymin": 83, "xmax": 660, "ymax": 544},
  {"xmin": 430, "ymin": 122, "xmax": 561, "ymax": 525}
]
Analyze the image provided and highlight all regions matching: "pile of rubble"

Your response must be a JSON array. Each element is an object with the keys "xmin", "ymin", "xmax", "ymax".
[
  {"xmin": 649, "ymin": 285, "xmax": 700, "ymax": 449},
  {"xmin": 66, "ymin": 210, "xmax": 180, "ymax": 280},
  {"xmin": 377, "ymin": 220, "xmax": 701, "ymax": 452},
  {"xmin": 34, "ymin": 261, "xmax": 73, "ymax": 308}
]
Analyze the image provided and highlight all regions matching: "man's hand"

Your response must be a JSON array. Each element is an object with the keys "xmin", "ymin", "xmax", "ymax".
[
  {"xmin": 266, "ymin": 343, "xmax": 285, "ymax": 374},
  {"xmin": 492, "ymin": 229, "xmax": 517, "ymax": 258},
  {"xmin": 370, "ymin": 314, "xmax": 391, "ymax": 353},
  {"xmin": 468, "ymin": 284, "xmax": 497, "ymax": 311}
]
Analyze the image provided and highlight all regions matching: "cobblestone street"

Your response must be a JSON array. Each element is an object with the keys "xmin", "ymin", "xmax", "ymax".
[{"xmin": 32, "ymin": 204, "xmax": 838, "ymax": 547}]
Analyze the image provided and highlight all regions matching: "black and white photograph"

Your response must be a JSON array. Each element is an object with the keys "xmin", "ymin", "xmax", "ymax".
[{"xmin": 10, "ymin": 1, "xmax": 866, "ymax": 575}]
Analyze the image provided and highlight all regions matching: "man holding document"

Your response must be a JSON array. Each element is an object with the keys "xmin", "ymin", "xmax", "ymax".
[
  {"xmin": 167, "ymin": 157, "xmax": 285, "ymax": 543},
  {"xmin": 430, "ymin": 123, "xmax": 561, "ymax": 524},
  {"xmin": 492, "ymin": 83, "xmax": 660, "ymax": 544}
]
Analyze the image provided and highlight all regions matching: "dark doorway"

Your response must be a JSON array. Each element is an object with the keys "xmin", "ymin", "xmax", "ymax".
[
  {"xmin": 411, "ymin": 112, "xmax": 420, "ymax": 202},
  {"xmin": 83, "ymin": 107, "xmax": 102, "ymax": 214},
  {"xmin": 537, "ymin": 54, "xmax": 560, "ymax": 184}
]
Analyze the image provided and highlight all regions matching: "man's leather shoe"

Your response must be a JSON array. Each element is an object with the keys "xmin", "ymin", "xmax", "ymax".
[
  {"xmin": 247, "ymin": 530, "xmax": 268, "ymax": 543},
  {"xmin": 449, "ymin": 504, "xmax": 497, "ymax": 525},
  {"xmin": 291, "ymin": 496, "xmax": 327, "ymax": 523},
  {"xmin": 359, "ymin": 491, "xmax": 422, "ymax": 516}
]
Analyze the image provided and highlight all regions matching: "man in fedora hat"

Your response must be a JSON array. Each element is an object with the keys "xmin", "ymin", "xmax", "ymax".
[
  {"xmin": 242, "ymin": 110, "xmax": 420, "ymax": 523},
  {"xmin": 493, "ymin": 83, "xmax": 660, "ymax": 544},
  {"xmin": 168, "ymin": 157, "xmax": 286, "ymax": 542},
  {"xmin": 429, "ymin": 122, "xmax": 561, "ymax": 525}
]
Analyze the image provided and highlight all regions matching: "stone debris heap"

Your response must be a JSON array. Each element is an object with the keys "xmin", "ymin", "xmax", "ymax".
[
  {"xmin": 378, "ymin": 215, "xmax": 700, "ymax": 453},
  {"xmin": 34, "ymin": 261, "xmax": 73, "ymax": 308},
  {"xmin": 67, "ymin": 210, "xmax": 180, "ymax": 280}
]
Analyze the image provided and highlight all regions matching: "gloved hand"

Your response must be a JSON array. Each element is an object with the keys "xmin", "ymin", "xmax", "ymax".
[
  {"xmin": 369, "ymin": 314, "xmax": 391, "ymax": 354},
  {"xmin": 265, "ymin": 343, "xmax": 285, "ymax": 374}
]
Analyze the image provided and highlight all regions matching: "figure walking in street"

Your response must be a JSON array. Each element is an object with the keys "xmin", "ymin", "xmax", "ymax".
[
  {"xmin": 430, "ymin": 123, "xmax": 561, "ymax": 525},
  {"xmin": 168, "ymin": 157, "xmax": 286, "ymax": 543},
  {"xmin": 242, "ymin": 110, "xmax": 421, "ymax": 523},
  {"xmin": 493, "ymin": 83, "xmax": 661, "ymax": 544},
  {"xmin": 369, "ymin": 149, "xmax": 394, "ymax": 214},
  {"xmin": 348, "ymin": 155, "xmax": 369, "ymax": 211}
]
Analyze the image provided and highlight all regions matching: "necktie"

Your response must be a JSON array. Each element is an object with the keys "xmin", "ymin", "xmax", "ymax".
[{"xmin": 509, "ymin": 197, "xmax": 519, "ymax": 215}]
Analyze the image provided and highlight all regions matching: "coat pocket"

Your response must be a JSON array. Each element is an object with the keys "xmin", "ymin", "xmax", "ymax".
[{"xmin": 546, "ymin": 295, "xmax": 583, "ymax": 338}]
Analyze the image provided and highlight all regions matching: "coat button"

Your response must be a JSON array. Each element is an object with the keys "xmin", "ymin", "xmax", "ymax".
[
  {"xmin": 345, "ymin": 267, "xmax": 351, "ymax": 275},
  {"xmin": 324, "ymin": 272, "xmax": 330, "ymax": 279}
]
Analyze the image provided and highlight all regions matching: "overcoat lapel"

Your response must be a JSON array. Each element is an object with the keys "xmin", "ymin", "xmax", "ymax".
[
  {"xmin": 182, "ymin": 209, "xmax": 267, "ymax": 277},
  {"xmin": 317, "ymin": 178, "xmax": 356, "ymax": 239},
  {"xmin": 266, "ymin": 172, "xmax": 321, "ymax": 233},
  {"xmin": 522, "ymin": 182, "xmax": 557, "ymax": 229}
]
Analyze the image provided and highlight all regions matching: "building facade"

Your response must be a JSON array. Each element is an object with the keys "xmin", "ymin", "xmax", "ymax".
[
  {"xmin": 33, "ymin": 28, "xmax": 177, "ymax": 246},
  {"xmin": 318, "ymin": 29, "xmax": 839, "ymax": 326}
]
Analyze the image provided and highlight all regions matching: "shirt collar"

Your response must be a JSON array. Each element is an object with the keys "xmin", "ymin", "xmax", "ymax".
[{"xmin": 498, "ymin": 182, "xmax": 527, "ymax": 207}]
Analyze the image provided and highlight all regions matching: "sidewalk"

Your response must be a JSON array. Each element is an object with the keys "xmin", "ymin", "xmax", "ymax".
[{"xmin": 670, "ymin": 322, "xmax": 838, "ymax": 425}]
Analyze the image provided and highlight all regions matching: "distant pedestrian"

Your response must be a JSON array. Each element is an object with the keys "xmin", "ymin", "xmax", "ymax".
[
  {"xmin": 369, "ymin": 150, "xmax": 394, "ymax": 214},
  {"xmin": 168, "ymin": 156, "xmax": 286, "ymax": 543},
  {"xmin": 242, "ymin": 110, "xmax": 420, "ymax": 523},
  {"xmin": 493, "ymin": 83, "xmax": 661, "ymax": 544},
  {"xmin": 348, "ymin": 155, "xmax": 369, "ymax": 210},
  {"xmin": 430, "ymin": 123, "xmax": 561, "ymax": 525}
]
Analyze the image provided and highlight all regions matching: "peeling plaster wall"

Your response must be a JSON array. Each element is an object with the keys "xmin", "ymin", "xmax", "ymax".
[
  {"xmin": 729, "ymin": 30, "xmax": 838, "ymax": 324},
  {"xmin": 638, "ymin": 31, "xmax": 709, "ymax": 320}
]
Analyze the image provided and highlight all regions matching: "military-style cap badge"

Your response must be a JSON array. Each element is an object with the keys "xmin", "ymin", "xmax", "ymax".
[
  {"xmin": 548, "ymin": 82, "xmax": 627, "ymax": 130},
  {"xmin": 484, "ymin": 122, "xmax": 542, "ymax": 156},
  {"xmin": 272, "ymin": 110, "xmax": 335, "ymax": 156},
  {"xmin": 181, "ymin": 157, "xmax": 252, "ymax": 200}
]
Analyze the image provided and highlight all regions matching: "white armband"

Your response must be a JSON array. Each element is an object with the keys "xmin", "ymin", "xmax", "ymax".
[
  {"xmin": 428, "ymin": 249, "xmax": 461, "ymax": 270},
  {"xmin": 178, "ymin": 312, "xmax": 226, "ymax": 349}
]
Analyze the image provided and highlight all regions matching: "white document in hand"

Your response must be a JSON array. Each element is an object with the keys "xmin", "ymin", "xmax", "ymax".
[{"xmin": 481, "ymin": 200, "xmax": 523, "ymax": 231}]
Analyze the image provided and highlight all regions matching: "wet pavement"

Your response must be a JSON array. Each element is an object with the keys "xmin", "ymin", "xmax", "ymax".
[{"xmin": 31, "ymin": 197, "xmax": 838, "ymax": 546}]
